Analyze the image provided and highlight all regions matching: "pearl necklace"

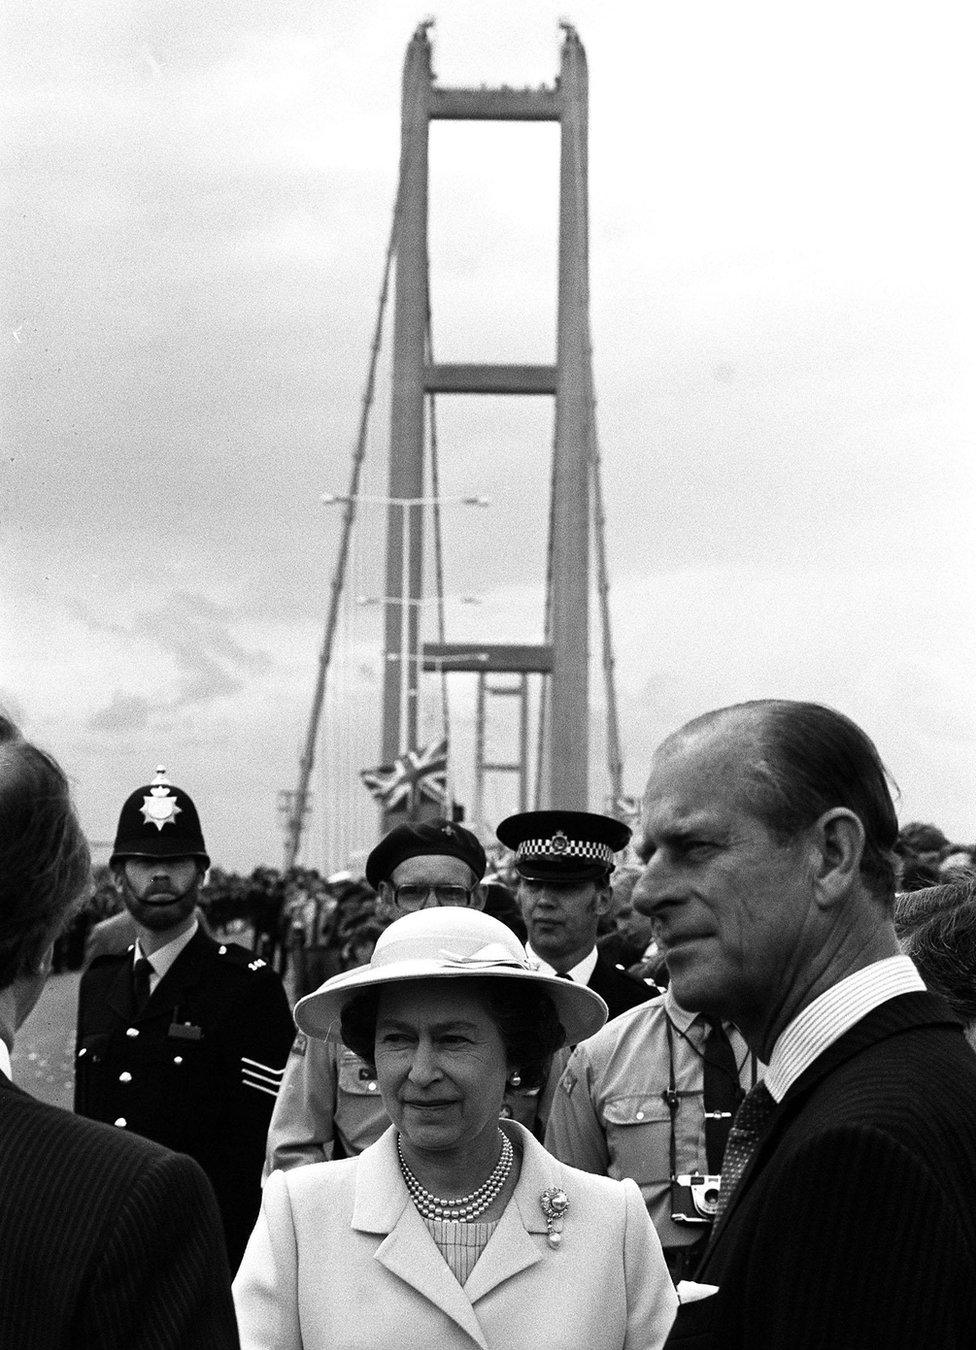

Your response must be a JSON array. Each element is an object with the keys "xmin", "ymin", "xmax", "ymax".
[{"xmin": 397, "ymin": 1129, "xmax": 514, "ymax": 1222}]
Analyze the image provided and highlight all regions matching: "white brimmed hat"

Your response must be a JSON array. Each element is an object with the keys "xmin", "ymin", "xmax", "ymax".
[{"xmin": 294, "ymin": 908, "xmax": 608, "ymax": 1048}]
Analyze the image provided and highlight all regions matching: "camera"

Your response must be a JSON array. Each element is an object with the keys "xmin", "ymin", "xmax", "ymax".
[{"xmin": 671, "ymin": 1173, "xmax": 721, "ymax": 1224}]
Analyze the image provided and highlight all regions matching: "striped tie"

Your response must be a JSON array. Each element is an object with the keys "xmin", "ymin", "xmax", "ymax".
[{"xmin": 713, "ymin": 1080, "xmax": 776, "ymax": 1221}]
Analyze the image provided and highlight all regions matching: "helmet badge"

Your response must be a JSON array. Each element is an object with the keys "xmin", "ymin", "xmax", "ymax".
[{"xmin": 140, "ymin": 766, "xmax": 181, "ymax": 831}]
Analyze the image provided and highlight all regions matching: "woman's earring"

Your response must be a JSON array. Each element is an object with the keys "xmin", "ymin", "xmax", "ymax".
[{"xmin": 508, "ymin": 1070, "xmax": 522, "ymax": 1089}]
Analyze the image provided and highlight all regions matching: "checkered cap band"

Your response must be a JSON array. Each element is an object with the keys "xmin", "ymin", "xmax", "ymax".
[{"xmin": 516, "ymin": 835, "xmax": 615, "ymax": 867}]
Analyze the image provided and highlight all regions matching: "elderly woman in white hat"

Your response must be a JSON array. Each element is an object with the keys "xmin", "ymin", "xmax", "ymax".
[{"xmin": 234, "ymin": 907, "xmax": 677, "ymax": 1349}]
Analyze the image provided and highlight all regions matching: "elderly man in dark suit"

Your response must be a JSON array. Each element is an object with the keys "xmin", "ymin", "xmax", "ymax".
[
  {"xmin": 0, "ymin": 714, "xmax": 238, "ymax": 1349},
  {"xmin": 635, "ymin": 700, "xmax": 976, "ymax": 1350}
]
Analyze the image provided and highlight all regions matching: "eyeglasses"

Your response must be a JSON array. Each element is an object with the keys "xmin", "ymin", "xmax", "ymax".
[{"xmin": 392, "ymin": 883, "xmax": 476, "ymax": 912}]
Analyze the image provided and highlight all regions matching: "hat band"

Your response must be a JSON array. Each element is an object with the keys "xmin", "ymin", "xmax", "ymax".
[
  {"xmin": 516, "ymin": 836, "xmax": 615, "ymax": 867},
  {"xmin": 372, "ymin": 935, "xmax": 534, "ymax": 971}
]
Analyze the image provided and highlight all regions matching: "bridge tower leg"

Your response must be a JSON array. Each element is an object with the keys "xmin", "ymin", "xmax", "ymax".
[{"xmin": 380, "ymin": 22, "xmax": 595, "ymax": 819}]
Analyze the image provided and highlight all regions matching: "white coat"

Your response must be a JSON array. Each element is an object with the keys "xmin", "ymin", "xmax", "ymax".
[{"xmin": 234, "ymin": 1121, "xmax": 677, "ymax": 1350}]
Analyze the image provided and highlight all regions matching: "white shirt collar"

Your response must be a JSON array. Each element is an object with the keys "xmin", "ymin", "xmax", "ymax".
[
  {"xmin": 764, "ymin": 954, "xmax": 925, "ymax": 1102},
  {"xmin": 0, "ymin": 1040, "xmax": 11, "ymax": 1080},
  {"xmin": 134, "ymin": 919, "xmax": 199, "ymax": 989},
  {"xmin": 526, "ymin": 942, "xmax": 599, "ymax": 986}
]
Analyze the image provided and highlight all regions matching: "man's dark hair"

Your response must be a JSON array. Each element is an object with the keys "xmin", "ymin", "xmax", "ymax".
[
  {"xmin": 685, "ymin": 700, "xmax": 899, "ymax": 905},
  {"xmin": 897, "ymin": 879, "xmax": 976, "ymax": 1025},
  {"xmin": 340, "ymin": 977, "xmax": 564, "ymax": 1091},
  {"xmin": 0, "ymin": 715, "xmax": 91, "ymax": 989}
]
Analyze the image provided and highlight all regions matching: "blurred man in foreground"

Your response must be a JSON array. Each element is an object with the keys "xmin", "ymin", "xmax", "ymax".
[
  {"xmin": 0, "ymin": 715, "xmax": 238, "ymax": 1348},
  {"xmin": 636, "ymin": 700, "xmax": 976, "ymax": 1349}
]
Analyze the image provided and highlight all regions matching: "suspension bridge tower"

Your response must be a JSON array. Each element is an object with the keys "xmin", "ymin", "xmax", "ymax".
[{"xmin": 283, "ymin": 23, "xmax": 624, "ymax": 865}]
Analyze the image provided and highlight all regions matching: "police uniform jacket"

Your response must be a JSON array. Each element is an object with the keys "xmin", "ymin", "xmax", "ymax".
[
  {"xmin": 0, "ymin": 1071, "xmax": 238, "ymax": 1349},
  {"xmin": 75, "ymin": 926, "xmax": 295, "ymax": 1270},
  {"xmin": 235, "ymin": 1120, "xmax": 678, "ymax": 1350},
  {"xmin": 587, "ymin": 950, "xmax": 656, "ymax": 1021},
  {"xmin": 545, "ymin": 988, "xmax": 755, "ymax": 1249}
]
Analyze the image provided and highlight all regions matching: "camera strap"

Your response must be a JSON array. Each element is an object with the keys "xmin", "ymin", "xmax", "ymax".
[{"xmin": 661, "ymin": 1011, "xmax": 758, "ymax": 1183}]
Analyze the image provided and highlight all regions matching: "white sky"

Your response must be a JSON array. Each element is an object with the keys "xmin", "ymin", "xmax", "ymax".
[{"xmin": 3, "ymin": 1, "xmax": 974, "ymax": 870}]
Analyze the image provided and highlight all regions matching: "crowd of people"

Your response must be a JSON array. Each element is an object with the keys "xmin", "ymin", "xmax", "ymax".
[{"xmin": 1, "ymin": 700, "xmax": 975, "ymax": 1347}]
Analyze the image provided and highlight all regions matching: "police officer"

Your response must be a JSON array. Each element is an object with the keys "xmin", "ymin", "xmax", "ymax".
[
  {"xmin": 264, "ymin": 818, "xmax": 488, "ymax": 1173},
  {"xmin": 495, "ymin": 810, "xmax": 655, "ymax": 1019},
  {"xmin": 74, "ymin": 767, "xmax": 295, "ymax": 1271}
]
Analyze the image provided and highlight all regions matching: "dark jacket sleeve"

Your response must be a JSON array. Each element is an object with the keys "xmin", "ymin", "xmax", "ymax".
[{"xmin": 83, "ymin": 1148, "xmax": 239, "ymax": 1350}]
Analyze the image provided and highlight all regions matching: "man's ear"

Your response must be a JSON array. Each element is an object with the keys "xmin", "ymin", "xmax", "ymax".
[
  {"xmin": 470, "ymin": 883, "xmax": 486, "ymax": 912},
  {"xmin": 811, "ymin": 808, "xmax": 865, "ymax": 906},
  {"xmin": 594, "ymin": 879, "xmax": 614, "ymax": 917},
  {"xmin": 375, "ymin": 880, "xmax": 396, "ymax": 923}
]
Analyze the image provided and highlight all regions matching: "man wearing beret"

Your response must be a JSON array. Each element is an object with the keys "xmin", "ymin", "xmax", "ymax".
[
  {"xmin": 496, "ymin": 810, "xmax": 655, "ymax": 1020},
  {"xmin": 264, "ymin": 818, "xmax": 489, "ymax": 1173},
  {"xmin": 75, "ymin": 768, "xmax": 295, "ymax": 1271}
]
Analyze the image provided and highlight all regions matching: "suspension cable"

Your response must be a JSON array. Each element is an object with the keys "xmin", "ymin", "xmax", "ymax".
[{"xmin": 283, "ymin": 181, "xmax": 403, "ymax": 871}]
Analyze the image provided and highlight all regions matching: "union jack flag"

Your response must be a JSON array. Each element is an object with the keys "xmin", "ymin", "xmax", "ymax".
[
  {"xmin": 614, "ymin": 794, "xmax": 642, "ymax": 823},
  {"xmin": 360, "ymin": 738, "xmax": 449, "ymax": 814}
]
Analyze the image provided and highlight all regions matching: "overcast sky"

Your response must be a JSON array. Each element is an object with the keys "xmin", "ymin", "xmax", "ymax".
[{"xmin": 3, "ymin": 1, "xmax": 974, "ymax": 872}]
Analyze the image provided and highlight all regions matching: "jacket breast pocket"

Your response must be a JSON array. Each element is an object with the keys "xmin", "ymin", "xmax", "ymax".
[
  {"xmin": 337, "ymin": 1052, "xmax": 381, "ymax": 1099},
  {"xmin": 603, "ymin": 1094, "xmax": 672, "ymax": 1183}
]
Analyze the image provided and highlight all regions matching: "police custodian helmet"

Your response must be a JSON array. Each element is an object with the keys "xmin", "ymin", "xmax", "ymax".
[{"xmin": 110, "ymin": 766, "xmax": 210, "ymax": 868}]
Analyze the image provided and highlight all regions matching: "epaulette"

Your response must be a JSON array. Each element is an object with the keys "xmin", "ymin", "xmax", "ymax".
[{"xmin": 214, "ymin": 941, "xmax": 273, "ymax": 975}]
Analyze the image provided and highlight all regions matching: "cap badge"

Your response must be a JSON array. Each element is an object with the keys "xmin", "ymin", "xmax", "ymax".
[
  {"xmin": 550, "ymin": 831, "xmax": 569, "ymax": 855},
  {"xmin": 140, "ymin": 786, "xmax": 182, "ymax": 831}
]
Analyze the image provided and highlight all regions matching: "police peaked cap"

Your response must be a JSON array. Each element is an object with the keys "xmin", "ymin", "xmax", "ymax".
[
  {"xmin": 110, "ymin": 768, "xmax": 210, "ymax": 868},
  {"xmin": 496, "ymin": 809, "xmax": 631, "ymax": 883},
  {"xmin": 365, "ymin": 819, "xmax": 486, "ymax": 890}
]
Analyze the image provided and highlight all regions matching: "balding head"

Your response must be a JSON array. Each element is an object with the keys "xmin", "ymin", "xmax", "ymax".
[
  {"xmin": 0, "ymin": 715, "xmax": 91, "ymax": 991},
  {"xmin": 656, "ymin": 700, "xmax": 898, "ymax": 907}
]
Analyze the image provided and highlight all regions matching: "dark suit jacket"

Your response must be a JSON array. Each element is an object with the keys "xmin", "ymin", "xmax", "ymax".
[
  {"xmin": 0, "ymin": 1073, "xmax": 238, "ymax": 1348},
  {"xmin": 76, "ymin": 928, "xmax": 294, "ymax": 1269},
  {"xmin": 588, "ymin": 950, "xmax": 656, "ymax": 1020},
  {"xmin": 665, "ymin": 993, "xmax": 976, "ymax": 1349}
]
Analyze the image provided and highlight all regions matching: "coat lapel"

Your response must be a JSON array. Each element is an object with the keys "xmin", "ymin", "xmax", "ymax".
[
  {"xmin": 105, "ymin": 948, "xmax": 137, "ymax": 1022},
  {"xmin": 463, "ymin": 1123, "xmax": 549, "ymax": 1303},
  {"xmin": 141, "ymin": 927, "xmax": 211, "ymax": 1019},
  {"xmin": 352, "ymin": 1128, "xmax": 491, "ymax": 1350}
]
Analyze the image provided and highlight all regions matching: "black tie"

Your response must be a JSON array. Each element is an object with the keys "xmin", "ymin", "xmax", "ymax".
[
  {"xmin": 132, "ymin": 956, "xmax": 154, "ymax": 1016},
  {"xmin": 702, "ymin": 1016, "xmax": 740, "ymax": 1174},
  {"xmin": 712, "ymin": 1080, "xmax": 777, "ymax": 1220}
]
